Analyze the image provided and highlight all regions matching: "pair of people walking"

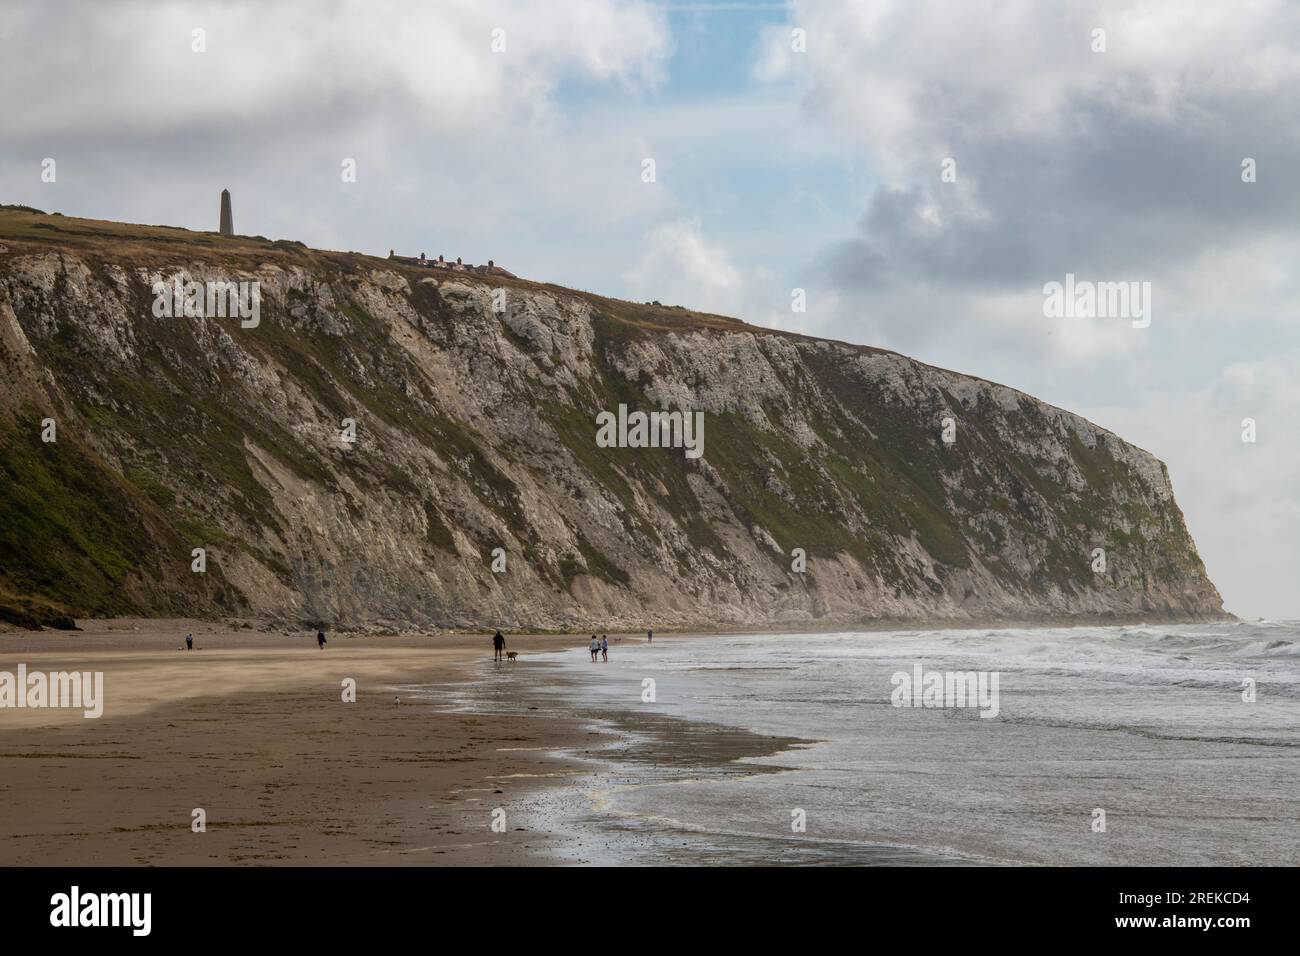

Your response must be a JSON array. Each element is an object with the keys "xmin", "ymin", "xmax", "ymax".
[{"xmin": 589, "ymin": 634, "xmax": 608, "ymax": 662}]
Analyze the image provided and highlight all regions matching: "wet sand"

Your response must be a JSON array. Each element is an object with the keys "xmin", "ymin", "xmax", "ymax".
[{"xmin": 0, "ymin": 620, "xmax": 622, "ymax": 865}]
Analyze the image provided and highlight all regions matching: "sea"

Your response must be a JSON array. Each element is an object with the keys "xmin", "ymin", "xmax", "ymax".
[{"xmin": 420, "ymin": 621, "xmax": 1300, "ymax": 865}]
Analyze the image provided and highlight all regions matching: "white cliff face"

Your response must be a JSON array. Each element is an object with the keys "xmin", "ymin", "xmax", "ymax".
[{"xmin": 0, "ymin": 229, "xmax": 1225, "ymax": 629}]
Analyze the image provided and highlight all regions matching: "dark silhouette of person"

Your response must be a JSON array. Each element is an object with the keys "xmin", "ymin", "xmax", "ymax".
[
  {"xmin": 493, "ymin": 630, "xmax": 506, "ymax": 661},
  {"xmin": 317, "ymin": 630, "xmax": 327, "ymax": 649},
  {"xmin": 185, "ymin": 633, "xmax": 193, "ymax": 650}
]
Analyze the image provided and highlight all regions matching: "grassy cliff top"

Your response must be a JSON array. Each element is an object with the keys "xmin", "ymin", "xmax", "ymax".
[{"xmin": 0, "ymin": 205, "xmax": 762, "ymax": 339}]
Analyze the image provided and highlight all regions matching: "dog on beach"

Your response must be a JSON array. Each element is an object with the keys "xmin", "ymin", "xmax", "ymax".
[{"xmin": 506, "ymin": 651, "xmax": 518, "ymax": 662}]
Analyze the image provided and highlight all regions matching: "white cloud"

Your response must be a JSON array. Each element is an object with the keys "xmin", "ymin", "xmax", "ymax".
[
  {"xmin": 623, "ymin": 218, "xmax": 745, "ymax": 314},
  {"xmin": 759, "ymin": 0, "xmax": 1300, "ymax": 173},
  {"xmin": 3, "ymin": 0, "xmax": 672, "ymax": 139}
]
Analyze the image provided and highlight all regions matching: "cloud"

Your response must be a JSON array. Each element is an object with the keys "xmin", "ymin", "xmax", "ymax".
[
  {"xmin": 623, "ymin": 218, "xmax": 745, "ymax": 314},
  {"xmin": 3, "ymin": 0, "xmax": 671, "ymax": 139},
  {"xmin": 752, "ymin": 1, "xmax": 1300, "ymax": 351}
]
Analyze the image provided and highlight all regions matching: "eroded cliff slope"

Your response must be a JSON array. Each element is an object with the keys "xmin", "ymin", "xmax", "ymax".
[{"xmin": 0, "ymin": 210, "xmax": 1225, "ymax": 629}]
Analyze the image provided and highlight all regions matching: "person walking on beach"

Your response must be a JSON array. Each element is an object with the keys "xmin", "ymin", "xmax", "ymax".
[
  {"xmin": 317, "ymin": 629, "xmax": 327, "ymax": 649},
  {"xmin": 647, "ymin": 628, "xmax": 653, "ymax": 643},
  {"xmin": 185, "ymin": 633, "xmax": 193, "ymax": 651},
  {"xmin": 492, "ymin": 630, "xmax": 506, "ymax": 662},
  {"xmin": 590, "ymin": 635, "xmax": 600, "ymax": 662},
  {"xmin": 601, "ymin": 635, "xmax": 609, "ymax": 662}
]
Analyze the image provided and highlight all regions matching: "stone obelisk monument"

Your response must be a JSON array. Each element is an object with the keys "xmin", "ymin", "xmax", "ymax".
[{"xmin": 219, "ymin": 189, "xmax": 233, "ymax": 236}]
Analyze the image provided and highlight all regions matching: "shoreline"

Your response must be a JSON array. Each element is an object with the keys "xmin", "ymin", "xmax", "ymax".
[
  {"xmin": 4, "ymin": 617, "xmax": 1286, "ymax": 866},
  {"xmin": 0, "ymin": 609, "xmax": 1239, "ymax": 640},
  {"xmin": 1, "ymin": 619, "xmax": 911, "ymax": 865}
]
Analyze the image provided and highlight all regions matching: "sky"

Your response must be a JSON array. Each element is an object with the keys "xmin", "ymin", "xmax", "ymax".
[{"xmin": 3, "ymin": 0, "xmax": 1297, "ymax": 618}]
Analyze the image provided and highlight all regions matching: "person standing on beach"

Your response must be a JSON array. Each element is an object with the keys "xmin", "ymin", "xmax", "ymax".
[
  {"xmin": 185, "ymin": 633, "xmax": 193, "ymax": 651},
  {"xmin": 492, "ymin": 630, "xmax": 506, "ymax": 662},
  {"xmin": 317, "ymin": 630, "xmax": 327, "ymax": 649},
  {"xmin": 601, "ymin": 635, "xmax": 609, "ymax": 662},
  {"xmin": 647, "ymin": 629, "xmax": 653, "ymax": 643},
  {"xmin": 590, "ymin": 635, "xmax": 599, "ymax": 662}
]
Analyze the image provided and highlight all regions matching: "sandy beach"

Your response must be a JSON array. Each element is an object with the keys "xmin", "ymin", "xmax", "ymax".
[
  {"xmin": 6, "ymin": 619, "xmax": 1296, "ymax": 868},
  {"xmin": 0, "ymin": 620, "xmax": 612, "ymax": 866}
]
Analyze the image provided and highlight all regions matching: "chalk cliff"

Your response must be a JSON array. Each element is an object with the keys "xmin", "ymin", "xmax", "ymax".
[{"xmin": 0, "ymin": 209, "xmax": 1226, "ymax": 629}]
